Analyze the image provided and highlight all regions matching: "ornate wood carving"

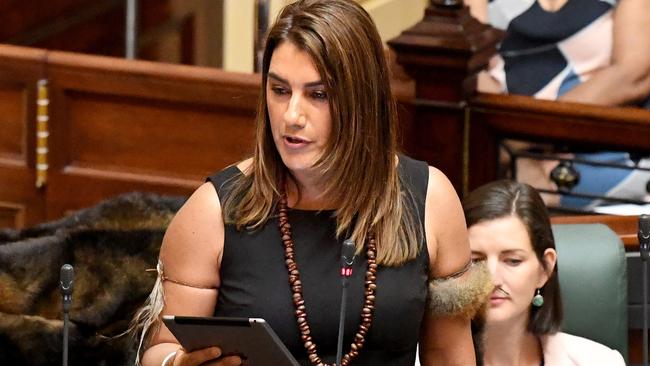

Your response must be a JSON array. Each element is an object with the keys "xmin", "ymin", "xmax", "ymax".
[{"xmin": 388, "ymin": 0, "xmax": 502, "ymax": 194}]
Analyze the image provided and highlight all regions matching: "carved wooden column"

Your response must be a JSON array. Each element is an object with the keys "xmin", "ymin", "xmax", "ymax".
[{"xmin": 388, "ymin": 0, "xmax": 501, "ymax": 195}]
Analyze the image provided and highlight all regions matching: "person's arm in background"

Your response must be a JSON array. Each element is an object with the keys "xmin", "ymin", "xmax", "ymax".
[
  {"xmin": 418, "ymin": 167, "xmax": 483, "ymax": 365},
  {"xmin": 559, "ymin": 0, "xmax": 650, "ymax": 106}
]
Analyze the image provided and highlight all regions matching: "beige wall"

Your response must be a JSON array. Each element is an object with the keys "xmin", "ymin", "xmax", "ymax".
[
  {"xmin": 221, "ymin": 0, "xmax": 428, "ymax": 73},
  {"xmin": 222, "ymin": 0, "xmax": 256, "ymax": 72},
  {"xmin": 360, "ymin": 0, "xmax": 428, "ymax": 42}
]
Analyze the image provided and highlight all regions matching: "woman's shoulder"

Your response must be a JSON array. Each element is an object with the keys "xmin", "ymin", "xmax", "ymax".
[
  {"xmin": 395, "ymin": 155, "xmax": 460, "ymax": 217},
  {"xmin": 206, "ymin": 158, "xmax": 252, "ymax": 197},
  {"xmin": 397, "ymin": 154, "xmax": 429, "ymax": 194},
  {"xmin": 542, "ymin": 332, "xmax": 625, "ymax": 365},
  {"xmin": 207, "ymin": 159, "xmax": 251, "ymax": 182},
  {"xmin": 397, "ymin": 154, "xmax": 452, "ymax": 188}
]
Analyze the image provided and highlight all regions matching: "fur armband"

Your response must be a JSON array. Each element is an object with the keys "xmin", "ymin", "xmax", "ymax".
[{"xmin": 427, "ymin": 261, "xmax": 492, "ymax": 319}]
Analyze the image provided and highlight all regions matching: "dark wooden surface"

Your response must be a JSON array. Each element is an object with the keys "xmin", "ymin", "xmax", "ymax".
[
  {"xmin": 0, "ymin": 46, "xmax": 46, "ymax": 228},
  {"xmin": 468, "ymin": 93, "xmax": 650, "ymax": 192},
  {"xmin": 388, "ymin": 3, "xmax": 502, "ymax": 196},
  {"xmin": 44, "ymin": 50, "xmax": 259, "ymax": 220},
  {"xmin": 0, "ymin": 0, "xmax": 196, "ymax": 64},
  {"xmin": 0, "ymin": 44, "xmax": 259, "ymax": 226}
]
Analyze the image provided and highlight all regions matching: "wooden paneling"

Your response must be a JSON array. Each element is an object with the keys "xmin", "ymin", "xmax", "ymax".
[
  {"xmin": 0, "ymin": 44, "xmax": 261, "ymax": 227},
  {"xmin": 44, "ymin": 50, "xmax": 259, "ymax": 219},
  {"xmin": 0, "ymin": 83, "xmax": 27, "ymax": 162},
  {"xmin": 0, "ymin": 45, "xmax": 47, "ymax": 228},
  {"xmin": 0, "ymin": 202, "xmax": 25, "ymax": 229},
  {"xmin": 62, "ymin": 91, "xmax": 255, "ymax": 179},
  {"xmin": 0, "ymin": 0, "xmax": 197, "ymax": 65},
  {"xmin": 0, "ymin": 44, "xmax": 417, "ymax": 228}
]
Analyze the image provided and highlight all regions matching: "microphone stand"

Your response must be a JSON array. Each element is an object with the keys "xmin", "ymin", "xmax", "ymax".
[
  {"xmin": 60, "ymin": 264, "xmax": 74, "ymax": 366},
  {"xmin": 639, "ymin": 215, "xmax": 650, "ymax": 366},
  {"xmin": 337, "ymin": 240, "xmax": 356, "ymax": 366},
  {"xmin": 336, "ymin": 270, "xmax": 351, "ymax": 366},
  {"xmin": 63, "ymin": 310, "xmax": 70, "ymax": 366}
]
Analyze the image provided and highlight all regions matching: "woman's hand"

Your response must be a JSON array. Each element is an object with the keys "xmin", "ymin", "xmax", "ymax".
[{"xmin": 172, "ymin": 347, "xmax": 243, "ymax": 366}]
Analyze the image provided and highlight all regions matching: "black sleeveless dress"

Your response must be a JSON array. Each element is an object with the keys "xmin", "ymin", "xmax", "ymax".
[{"xmin": 207, "ymin": 156, "xmax": 430, "ymax": 365}]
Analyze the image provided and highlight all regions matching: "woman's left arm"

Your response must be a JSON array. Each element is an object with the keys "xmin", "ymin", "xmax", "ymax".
[
  {"xmin": 418, "ymin": 167, "xmax": 476, "ymax": 365},
  {"xmin": 559, "ymin": 0, "xmax": 650, "ymax": 106}
]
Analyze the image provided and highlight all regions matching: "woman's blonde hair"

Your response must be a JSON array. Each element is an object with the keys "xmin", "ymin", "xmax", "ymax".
[{"xmin": 223, "ymin": 0, "xmax": 420, "ymax": 266}]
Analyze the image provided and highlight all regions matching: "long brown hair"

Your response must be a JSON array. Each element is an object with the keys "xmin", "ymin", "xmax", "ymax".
[
  {"xmin": 223, "ymin": 0, "xmax": 420, "ymax": 266},
  {"xmin": 463, "ymin": 180, "xmax": 563, "ymax": 335}
]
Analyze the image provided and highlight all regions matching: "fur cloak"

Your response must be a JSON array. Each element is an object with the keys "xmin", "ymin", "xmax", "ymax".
[{"xmin": 0, "ymin": 192, "xmax": 185, "ymax": 365}]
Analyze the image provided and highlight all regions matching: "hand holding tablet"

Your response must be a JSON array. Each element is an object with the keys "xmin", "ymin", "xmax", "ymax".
[
  {"xmin": 162, "ymin": 316, "xmax": 300, "ymax": 366},
  {"xmin": 173, "ymin": 346, "xmax": 241, "ymax": 366}
]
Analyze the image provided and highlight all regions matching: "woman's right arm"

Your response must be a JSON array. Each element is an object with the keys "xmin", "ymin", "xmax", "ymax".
[
  {"xmin": 141, "ymin": 182, "xmax": 236, "ymax": 366},
  {"xmin": 558, "ymin": 0, "xmax": 650, "ymax": 106}
]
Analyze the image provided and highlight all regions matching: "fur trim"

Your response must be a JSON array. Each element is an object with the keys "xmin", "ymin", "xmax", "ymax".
[
  {"xmin": 0, "ymin": 192, "xmax": 180, "ymax": 243},
  {"xmin": 427, "ymin": 261, "xmax": 492, "ymax": 319}
]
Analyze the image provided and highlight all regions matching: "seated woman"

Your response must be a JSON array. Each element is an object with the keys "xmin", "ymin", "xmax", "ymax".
[
  {"xmin": 463, "ymin": 180, "xmax": 625, "ymax": 365},
  {"xmin": 466, "ymin": 0, "xmax": 650, "ymax": 211},
  {"xmin": 467, "ymin": 0, "xmax": 650, "ymax": 107}
]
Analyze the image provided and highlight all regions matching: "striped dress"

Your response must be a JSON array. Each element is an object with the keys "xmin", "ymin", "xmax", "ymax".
[
  {"xmin": 486, "ymin": 0, "xmax": 650, "ymax": 209},
  {"xmin": 487, "ymin": 0, "xmax": 617, "ymax": 100}
]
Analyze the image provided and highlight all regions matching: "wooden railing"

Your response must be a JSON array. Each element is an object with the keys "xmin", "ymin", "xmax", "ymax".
[
  {"xmin": 0, "ymin": 0, "xmax": 196, "ymax": 64},
  {"xmin": 467, "ymin": 94, "xmax": 650, "ymax": 192},
  {"xmin": 0, "ymin": 44, "xmax": 259, "ymax": 228}
]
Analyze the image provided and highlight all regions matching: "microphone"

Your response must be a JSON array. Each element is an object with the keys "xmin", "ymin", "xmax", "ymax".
[
  {"xmin": 640, "ymin": 215, "xmax": 650, "ymax": 366},
  {"xmin": 60, "ymin": 264, "xmax": 74, "ymax": 311},
  {"xmin": 336, "ymin": 239, "xmax": 356, "ymax": 366},
  {"xmin": 60, "ymin": 264, "xmax": 74, "ymax": 366},
  {"xmin": 340, "ymin": 239, "xmax": 356, "ymax": 277},
  {"xmin": 639, "ymin": 214, "xmax": 650, "ymax": 261}
]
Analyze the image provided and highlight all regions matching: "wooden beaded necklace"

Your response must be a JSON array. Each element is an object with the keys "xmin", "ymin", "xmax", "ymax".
[{"xmin": 277, "ymin": 193, "xmax": 378, "ymax": 366}]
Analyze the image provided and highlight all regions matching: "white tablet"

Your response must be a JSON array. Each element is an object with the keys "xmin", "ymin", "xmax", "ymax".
[{"xmin": 162, "ymin": 315, "xmax": 300, "ymax": 366}]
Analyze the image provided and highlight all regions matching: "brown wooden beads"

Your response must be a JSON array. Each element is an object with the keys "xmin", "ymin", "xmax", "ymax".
[{"xmin": 277, "ymin": 194, "xmax": 378, "ymax": 366}]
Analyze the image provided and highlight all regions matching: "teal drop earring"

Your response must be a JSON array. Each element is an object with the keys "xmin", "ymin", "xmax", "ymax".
[{"xmin": 532, "ymin": 288, "xmax": 544, "ymax": 307}]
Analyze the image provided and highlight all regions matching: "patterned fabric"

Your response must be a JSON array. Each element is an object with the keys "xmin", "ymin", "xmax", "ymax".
[
  {"xmin": 560, "ymin": 152, "xmax": 650, "ymax": 209},
  {"xmin": 488, "ymin": 0, "xmax": 617, "ymax": 100},
  {"xmin": 487, "ymin": 0, "xmax": 650, "ymax": 209}
]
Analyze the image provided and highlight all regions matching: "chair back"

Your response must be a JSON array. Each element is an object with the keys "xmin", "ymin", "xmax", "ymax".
[{"xmin": 552, "ymin": 223, "xmax": 628, "ymax": 361}]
